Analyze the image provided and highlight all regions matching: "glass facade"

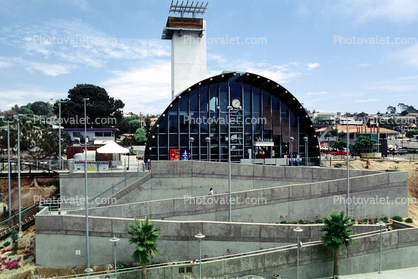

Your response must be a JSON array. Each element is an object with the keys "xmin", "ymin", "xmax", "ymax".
[{"xmin": 145, "ymin": 72, "xmax": 320, "ymax": 163}]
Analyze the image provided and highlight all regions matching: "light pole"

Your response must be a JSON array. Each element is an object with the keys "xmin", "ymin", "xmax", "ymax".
[
  {"xmin": 13, "ymin": 114, "xmax": 22, "ymax": 233},
  {"xmin": 217, "ymin": 105, "xmax": 241, "ymax": 222},
  {"xmin": 57, "ymin": 99, "xmax": 67, "ymax": 170},
  {"xmin": 378, "ymin": 220, "xmax": 385, "ymax": 274},
  {"xmin": 83, "ymin": 97, "xmax": 93, "ymax": 274},
  {"xmin": 195, "ymin": 232, "xmax": 205, "ymax": 279},
  {"xmin": 0, "ymin": 117, "xmax": 13, "ymax": 221},
  {"xmin": 289, "ymin": 137, "xmax": 294, "ymax": 166},
  {"xmin": 189, "ymin": 137, "xmax": 194, "ymax": 160},
  {"xmin": 303, "ymin": 136, "xmax": 308, "ymax": 166},
  {"xmin": 346, "ymin": 116, "xmax": 350, "ymax": 216},
  {"xmin": 110, "ymin": 236, "xmax": 120, "ymax": 278},
  {"xmin": 293, "ymin": 226, "xmax": 303, "ymax": 279},
  {"xmin": 205, "ymin": 137, "xmax": 210, "ymax": 161}
]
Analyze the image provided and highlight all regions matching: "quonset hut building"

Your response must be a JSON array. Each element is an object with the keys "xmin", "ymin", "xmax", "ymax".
[{"xmin": 145, "ymin": 71, "xmax": 320, "ymax": 164}]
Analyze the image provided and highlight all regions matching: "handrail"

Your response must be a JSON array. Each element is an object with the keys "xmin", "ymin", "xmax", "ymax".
[
  {"xmin": 89, "ymin": 172, "xmax": 138, "ymax": 203},
  {"xmin": 0, "ymin": 159, "xmax": 58, "ymax": 174},
  {"xmin": 0, "ymin": 202, "xmax": 40, "ymax": 238}
]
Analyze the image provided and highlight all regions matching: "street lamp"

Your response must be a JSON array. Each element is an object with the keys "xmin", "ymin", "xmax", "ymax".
[
  {"xmin": 57, "ymin": 99, "xmax": 67, "ymax": 170},
  {"xmin": 303, "ymin": 136, "xmax": 308, "ymax": 166},
  {"xmin": 378, "ymin": 220, "xmax": 385, "ymax": 274},
  {"xmin": 13, "ymin": 114, "xmax": 22, "ymax": 233},
  {"xmin": 83, "ymin": 97, "xmax": 93, "ymax": 274},
  {"xmin": 217, "ymin": 105, "xmax": 241, "ymax": 222},
  {"xmin": 205, "ymin": 137, "xmax": 210, "ymax": 161},
  {"xmin": 293, "ymin": 226, "xmax": 303, "ymax": 279},
  {"xmin": 109, "ymin": 236, "xmax": 120, "ymax": 278},
  {"xmin": 189, "ymin": 137, "xmax": 194, "ymax": 160},
  {"xmin": 346, "ymin": 116, "xmax": 350, "ymax": 216},
  {"xmin": 0, "ymin": 116, "xmax": 13, "ymax": 222},
  {"xmin": 289, "ymin": 137, "xmax": 294, "ymax": 166},
  {"xmin": 195, "ymin": 232, "xmax": 205, "ymax": 279}
]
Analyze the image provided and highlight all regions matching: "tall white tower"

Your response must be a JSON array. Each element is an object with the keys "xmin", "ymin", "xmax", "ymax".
[{"xmin": 162, "ymin": 1, "xmax": 208, "ymax": 100}]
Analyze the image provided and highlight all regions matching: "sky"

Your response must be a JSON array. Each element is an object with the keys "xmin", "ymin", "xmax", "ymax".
[{"xmin": 0, "ymin": 0, "xmax": 417, "ymax": 116}]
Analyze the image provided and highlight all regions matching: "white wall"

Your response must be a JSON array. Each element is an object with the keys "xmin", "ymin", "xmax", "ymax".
[{"xmin": 171, "ymin": 20, "xmax": 206, "ymax": 99}]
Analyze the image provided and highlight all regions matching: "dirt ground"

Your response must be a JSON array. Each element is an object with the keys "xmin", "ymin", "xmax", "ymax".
[{"xmin": 0, "ymin": 177, "xmax": 56, "ymax": 211}]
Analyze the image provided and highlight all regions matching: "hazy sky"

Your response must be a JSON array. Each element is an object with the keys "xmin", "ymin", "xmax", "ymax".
[{"xmin": 1, "ymin": 0, "xmax": 417, "ymax": 115}]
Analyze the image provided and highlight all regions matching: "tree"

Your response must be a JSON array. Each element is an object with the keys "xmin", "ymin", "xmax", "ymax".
[
  {"xmin": 386, "ymin": 106, "xmax": 396, "ymax": 115},
  {"xmin": 10, "ymin": 226, "xmax": 19, "ymax": 254},
  {"xmin": 326, "ymin": 128, "xmax": 344, "ymax": 139},
  {"xmin": 406, "ymin": 129, "xmax": 418, "ymax": 139},
  {"xmin": 127, "ymin": 216, "xmax": 161, "ymax": 279},
  {"xmin": 134, "ymin": 128, "xmax": 147, "ymax": 144},
  {"xmin": 31, "ymin": 101, "xmax": 50, "ymax": 115},
  {"xmin": 320, "ymin": 211, "xmax": 354, "ymax": 277},
  {"xmin": 397, "ymin": 103, "xmax": 417, "ymax": 116},
  {"xmin": 313, "ymin": 116, "xmax": 324, "ymax": 124},
  {"xmin": 19, "ymin": 103, "xmax": 34, "ymax": 115},
  {"xmin": 357, "ymin": 112, "xmax": 368, "ymax": 118},
  {"xmin": 11, "ymin": 104, "xmax": 20, "ymax": 114},
  {"xmin": 0, "ymin": 110, "xmax": 17, "ymax": 117},
  {"xmin": 0, "ymin": 124, "xmax": 17, "ymax": 154},
  {"xmin": 55, "ymin": 84, "xmax": 125, "ymax": 128},
  {"xmin": 332, "ymin": 138, "xmax": 347, "ymax": 150},
  {"xmin": 116, "ymin": 119, "xmax": 130, "ymax": 135},
  {"xmin": 23, "ymin": 122, "xmax": 60, "ymax": 161},
  {"xmin": 353, "ymin": 135, "xmax": 375, "ymax": 154},
  {"xmin": 129, "ymin": 120, "xmax": 142, "ymax": 134}
]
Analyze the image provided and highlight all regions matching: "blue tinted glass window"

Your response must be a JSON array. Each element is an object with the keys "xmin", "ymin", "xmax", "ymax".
[
  {"xmin": 253, "ymin": 89, "xmax": 260, "ymax": 113},
  {"xmin": 169, "ymin": 134, "xmax": 178, "ymax": 147},
  {"xmin": 200, "ymin": 87, "xmax": 208, "ymax": 112},
  {"xmin": 209, "ymin": 84, "xmax": 218, "ymax": 112},
  {"xmin": 159, "ymin": 116, "xmax": 168, "ymax": 133},
  {"xmin": 179, "ymin": 93, "xmax": 188, "ymax": 112},
  {"xmin": 190, "ymin": 90, "xmax": 198, "ymax": 112}
]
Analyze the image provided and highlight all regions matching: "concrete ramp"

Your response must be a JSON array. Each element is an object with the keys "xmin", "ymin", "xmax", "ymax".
[{"xmin": 95, "ymin": 172, "xmax": 152, "ymax": 207}]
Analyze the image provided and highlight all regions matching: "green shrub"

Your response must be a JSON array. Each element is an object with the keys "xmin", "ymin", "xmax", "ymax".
[
  {"xmin": 4, "ymin": 241, "xmax": 10, "ymax": 247},
  {"xmin": 392, "ymin": 216, "xmax": 403, "ymax": 222},
  {"xmin": 10, "ymin": 226, "xmax": 18, "ymax": 254},
  {"xmin": 280, "ymin": 220, "xmax": 288, "ymax": 224},
  {"xmin": 334, "ymin": 163, "xmax": 343, "ymax": 168},
  {"xmin": 381, "ymin": 216, "xmax": 389, "ymax": 223},
  {"xmin": 405, "ymin": 218, "xmax": 413, "ymax": 223},
  {"xmin": 297, "ymin": 219, "xmax": 304, "ymax": 224}
]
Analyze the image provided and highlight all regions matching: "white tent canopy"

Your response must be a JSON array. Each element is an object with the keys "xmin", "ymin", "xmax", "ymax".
[{"xmin": 96, "ymin": 141, "xmax": 129, "ymax": 154}]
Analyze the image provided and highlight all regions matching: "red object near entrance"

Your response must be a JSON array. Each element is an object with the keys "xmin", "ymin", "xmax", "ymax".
[{"xmin": 170, "ymin": 149, "xmax": 181, "ymax": 161}]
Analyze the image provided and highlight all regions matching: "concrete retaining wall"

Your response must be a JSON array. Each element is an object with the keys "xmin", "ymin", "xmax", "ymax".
[
  {"xmin": 139, "ymin": 228, "xmax": 418, "ymax": 279},
  {"xmin": 60, "ymin": 161, "xmax": 385, "ymax": 208},
  {"xmin": 35, "ymin": 212, "xmax": 418, "ymax": 278},
  {"xmin": 59, "ymin": 171, "xmax": 148, "ymax": 209},
  {"xmin": 35, "ymin": 211, "xmax": 384, "ymax": 268},
  {"xmin": 68, "ymin": 168, "xmax": 408, "ymax": 222}
]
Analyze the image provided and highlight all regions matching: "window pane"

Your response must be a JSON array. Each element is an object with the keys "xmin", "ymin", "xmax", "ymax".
[
  {"xmin": 200, "ymin": 87, "xmax": 208, "ymax": 112},
  {"xmin": 169, "ymin": 115, "xmax": 178, "ymax": 133},
  {"xmin": 190, "ymin": 90, "xmax": 198, "ymax": 112}
]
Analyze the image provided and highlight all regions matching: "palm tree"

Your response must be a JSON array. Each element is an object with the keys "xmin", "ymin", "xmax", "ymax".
[
  {"xmin": 320, "ymin": 210, "xmax": 354, "ymax": 278},
  {"xmin": 127, "ymin": 216, "xmax": 161, "ymax": 279}
]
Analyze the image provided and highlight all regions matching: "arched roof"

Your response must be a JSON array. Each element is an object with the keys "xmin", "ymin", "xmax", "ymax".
[{"xmin": 145, "ymin": 71, "xmax": 319, "ymax": 161}]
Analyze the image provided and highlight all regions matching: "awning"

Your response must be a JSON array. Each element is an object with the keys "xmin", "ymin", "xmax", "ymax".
[
  {"xmin": 96, "ymin": 141, "xmax": 129, "ymax": 154},
  {"xmin": 94, "ymin": 140, "xmax": 114, "ymax": 145}
]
